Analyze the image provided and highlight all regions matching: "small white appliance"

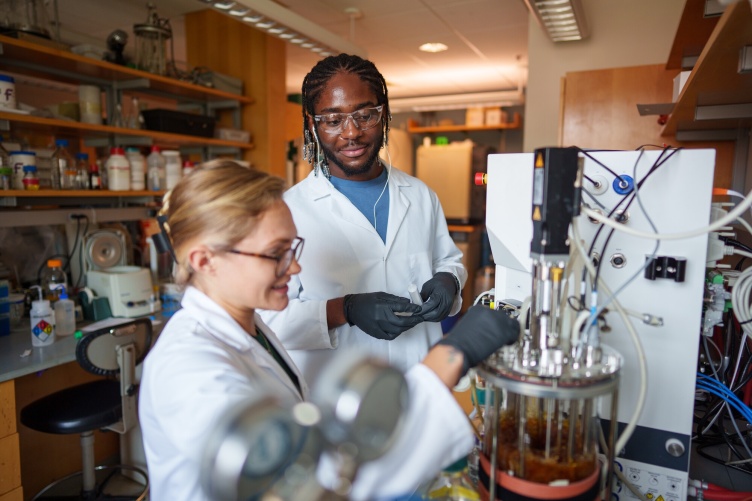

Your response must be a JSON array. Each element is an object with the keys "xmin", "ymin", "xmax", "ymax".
[{"xmin": 86, "ymin": 266, "xmax": 158, "ymax": 318}]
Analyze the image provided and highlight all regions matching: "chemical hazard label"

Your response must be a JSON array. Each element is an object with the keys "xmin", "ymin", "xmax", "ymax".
[{"xmin": 33, "ymin": 320, "xmax": 53, "ymax": 341}]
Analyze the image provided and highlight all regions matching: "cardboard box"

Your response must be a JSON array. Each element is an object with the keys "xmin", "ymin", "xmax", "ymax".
[
  {"xmin": 673, "ymin": 71, "xmax": 691, "ymax": 102},
  {"xmin": 465, "ymin": 107, "xmax": 485, "ymax": 126},
  {"xmin": 484, "ymin": 107, "xmax": 502, "ymax": 125}
]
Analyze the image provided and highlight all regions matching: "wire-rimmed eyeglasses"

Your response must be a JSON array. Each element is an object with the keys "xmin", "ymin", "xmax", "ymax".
[
  {"xmin": 313, "ymin": 105, "xmax": 384, "ymax": 135},
  {"xmin": 227, "ymin": 237, "xmax": 304, "ymax": 278}
]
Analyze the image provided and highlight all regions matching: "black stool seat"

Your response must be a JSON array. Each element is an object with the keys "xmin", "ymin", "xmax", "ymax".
[{"xmin": 21, "ymin": 379, "xmax": 122, "ymax": 435}]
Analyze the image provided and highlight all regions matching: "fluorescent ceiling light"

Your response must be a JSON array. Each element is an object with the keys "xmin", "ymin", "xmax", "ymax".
[
  {"xmin": 522, "ymin": 0, "xmax": 588, "ymax": 42},
  {"xmin": 389, "ymin": 90, "xmax": 525, "ymax": 113},
  {"xmin": 419, "ymin": 43, "xmax": 448, "ymax": 53},
  {"xmin": 203, "ymin": 0, "xmax": 367, "ymax": 58}
]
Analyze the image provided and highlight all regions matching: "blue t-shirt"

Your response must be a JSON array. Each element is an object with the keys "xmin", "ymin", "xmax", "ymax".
[{"xmin": 330, "ymin": 167, "xmax": 390, "ymax": 243}]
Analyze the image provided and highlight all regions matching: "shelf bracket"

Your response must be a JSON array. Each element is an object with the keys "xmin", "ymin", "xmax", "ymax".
[
  {"xmin": 675, "ymin": 129, "xmax": 739, "ymax": 141},
  {"xmin": 113, "ymin": 79, "xmax": 152, "ymax": 91},
  {"xmin": 695, "ymin": 103, "xmax": 752, "ymax": 120},
  {"xmin": 636, "ymin": 103, "xmax": 675, "ymax": 116},
  {"xmin": 84, "ymin": 136, "xmax": 153, "ymax": 148}
]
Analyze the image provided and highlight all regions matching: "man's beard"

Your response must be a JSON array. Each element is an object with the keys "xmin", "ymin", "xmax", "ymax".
[{"xmin": 322, "ymin": 136, "xmax": 383, "ymax": 178}]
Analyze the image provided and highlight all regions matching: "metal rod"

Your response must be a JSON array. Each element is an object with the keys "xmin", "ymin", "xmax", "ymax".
[
  {"xmin": 545, "ymin": 397, "xmax": 552, "ymax": 459},
  {"xmin": 489, "ymin": 387, "xmax": 500, "ymax": 501},
  {"xmin": 517, "ymin": 396, "xmax": 527, "ymax": 478},
  {"xmin": 567, "ymin": 399, "xmax": 578, "ymax": 462}
]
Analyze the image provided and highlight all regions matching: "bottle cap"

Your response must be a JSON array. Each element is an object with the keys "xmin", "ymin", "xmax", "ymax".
[
  {"xmin": 55, "ymin": 139, "xmax": 69, "ymax": 147},
  {"xmin": 47, "ymin": 258, "xmax": 63, "ymax": 267},
  {"xmin": 110, "ymin": 147, "xmax": 125, "ymax": 155},
  {"xmin": 59, "ymin": 285, "xmax": 68, "ymax": 300},
  {"xmin": 90, "ymin": 163, "xmax": 99, "ymax": 173},
  {"xmin": 150, "ymin": 145, "xmax": 161, "ymax": 153},
  {"xmin": 76, "ymin": 152, "xmax": 89, "ymax": 160}
]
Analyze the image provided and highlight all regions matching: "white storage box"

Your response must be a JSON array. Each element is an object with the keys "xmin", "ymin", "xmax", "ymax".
[
  {"xmin": 71, "ymin": 44, "xmax": 107, "ymax": 61},
  {"xmin": 216, "ymin": 128, "xmax": 251, "ymax": 143}
]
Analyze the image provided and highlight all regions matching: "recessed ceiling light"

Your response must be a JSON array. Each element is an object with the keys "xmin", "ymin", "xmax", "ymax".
[{"xmin": 419, "ymin": 42, "xmax": 448, "ymax": 53}]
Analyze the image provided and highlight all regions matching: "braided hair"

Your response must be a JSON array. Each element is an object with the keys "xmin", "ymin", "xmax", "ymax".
[{"xmin": 301, "ymin": 54, "xmax": 391, "ymax": 174}]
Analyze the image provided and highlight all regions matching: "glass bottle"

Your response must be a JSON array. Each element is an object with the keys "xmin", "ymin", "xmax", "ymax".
[
  {"xmin": 89, "ymin": 163, "xmax": 102, "ymax": 190},
  {"xmin": 146, "ymin": 145, "xmax": 165, "ymax": 191},
  {"xmin": 52, "ymin": 139, "xmax": 75, "ymax": 190},
  {"xmin": 40, "ymin": 259, "xmax": 68, "ymax": 304},
  {"xmin": 75, "ymin": 153, "xmax": 90, "ymax": 189},
  {"xmin": 0, "ymin": 135, "xmax": 10, "ymax": 171},
  {"xmin": 420, "ymin": 458, "xmax": 480, "ymax": 501},
  {"xmin": 22, "ymin": 165, "xmax": 40, "ymax": 190}
]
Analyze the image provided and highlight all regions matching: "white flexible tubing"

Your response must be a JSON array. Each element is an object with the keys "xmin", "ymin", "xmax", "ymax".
[
  {"xmin": 725, "ymin": 189, "xmax": 752, "ymax": 221},
  {"xmin": 736, "ymin": 217, "xmax": 752, "ymax": 237},
  {"xmin": 581, "ymin": 186, "xmax": 752, "ymax": 240},
  {"xmin": 474, "ymin": 289, "xmax": 495, "ymax": 306},
  {"xmin": 571, "ymin": 219, "xmax": 648, "ymax": 453}
]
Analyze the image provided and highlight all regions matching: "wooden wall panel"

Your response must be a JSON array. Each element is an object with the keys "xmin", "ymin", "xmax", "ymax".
[
  {"xmin": 0, "ymin": 382, "xmax": 15, "ymax": 438},
  {"xmin": 185, "ymin": 9, "xmax": 287, "ymax": 178},
  {"xmin": 561, "ymin": 64, "xmax": 735, "ymax": 187},
  {"xmin": 0, "ymin": 434, "xmax": 20, "ymax": 495},
  {"xmin": 0, "ymin": 487, "xmax": 22, "ymax": 501}
]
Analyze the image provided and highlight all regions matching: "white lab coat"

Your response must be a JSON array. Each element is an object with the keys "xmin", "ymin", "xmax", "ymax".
[
  {"xmin": 139, "ymin": 286, "xmax": 473, "ymax": 501},
  {"xmin": 259, "ymin": 167, "xmax": 467, "ymax": 385}
]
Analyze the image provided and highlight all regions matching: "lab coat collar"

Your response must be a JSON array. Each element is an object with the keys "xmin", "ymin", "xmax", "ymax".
[
  {"xmin": 305, "ymin": 161, "xmax": 411, "ymax": 201},
  {"xmin": 180, "ymin": 286, "xmax": 309, "ymax": 398},
  {"xmin": 303, "ymin": 163, "xmax": 411, "ymax": 254}
]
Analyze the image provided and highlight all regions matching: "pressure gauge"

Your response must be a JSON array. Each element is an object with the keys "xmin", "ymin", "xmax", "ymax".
[{"xmin": 201, "ymin": 393, "xmax": 319, "ymax": 501}]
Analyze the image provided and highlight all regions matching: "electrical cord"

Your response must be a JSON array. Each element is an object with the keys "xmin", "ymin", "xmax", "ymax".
[{"xmin": 582, "ymin": 186, "xmax": 752, "ymax": 240}]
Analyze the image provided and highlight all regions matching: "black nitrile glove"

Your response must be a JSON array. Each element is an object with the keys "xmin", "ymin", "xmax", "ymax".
[
  {"xmin": 436, "ymin": 305, "xmax": 520, "ymax": 377},
  {"xmin": 343, "ymin": 292, "xmax": 423, "ymax": 340},
  {"xmin": 418, "ymin": 272, "xmax": 459, "ymax": 322}
]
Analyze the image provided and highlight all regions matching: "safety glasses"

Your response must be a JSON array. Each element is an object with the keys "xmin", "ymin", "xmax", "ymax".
[
  {"xmin": 313, "ymin": 105, "xmax": 384, "ymax": 135},
  {"xmin": 228, "ymin": 237, "xmax": 304, "ymax": 278}
]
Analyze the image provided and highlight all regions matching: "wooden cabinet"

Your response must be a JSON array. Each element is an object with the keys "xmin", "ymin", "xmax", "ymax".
[
  {"xmin": 661, "ymin": 1, "xmax": 752, "ymax": 139},
  {"xmin": 0, "ymin": 381, "xmax": 21, "ymax": 500},
  {"xmin": 559, "ymin": 0, "xmax": 750, "ymax": 189}
]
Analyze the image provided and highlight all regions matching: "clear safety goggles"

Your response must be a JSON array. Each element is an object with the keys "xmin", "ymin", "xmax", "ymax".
[{"xmin": 313, "ymin": 105, "xmax": 384, "ymax": 135}]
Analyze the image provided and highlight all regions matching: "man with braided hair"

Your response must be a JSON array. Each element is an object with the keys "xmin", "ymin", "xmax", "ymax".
[{"xmin": 259, "ymin": 53, "xmax": 466, "ymax": 384}]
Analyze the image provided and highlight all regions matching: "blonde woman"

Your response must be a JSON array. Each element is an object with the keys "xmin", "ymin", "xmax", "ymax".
[{"xmin": 138, "ymin": 160, "xmax": 519, "ymax": 501}]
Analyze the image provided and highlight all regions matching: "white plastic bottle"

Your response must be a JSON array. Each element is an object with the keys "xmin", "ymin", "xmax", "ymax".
[
  {"xmin": 146, "ymin": 145, "xmax": 166, "ymax": 191},
  {"xmin": 30, "ymin": 285, "xmax": 55, "ymax": 347},
  {"xmin": 162, "ymin": 150, "xmax": 182, "ymax": 190},
  {"xmin": 54, "ymin": 285, "xmax": 76, "ymax": 336},
  {"xmin": 126, "ymin": 147, "xmax": 145, "ymax": 190},
  {"xmin": 105, "ymin": 147, "xmax": 131, "ymax": 191}
]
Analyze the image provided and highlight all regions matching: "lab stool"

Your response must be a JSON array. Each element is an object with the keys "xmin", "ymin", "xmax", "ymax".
[{"xmin": 20, "ymin": 319, "xmax": 153, "ymax": 500}]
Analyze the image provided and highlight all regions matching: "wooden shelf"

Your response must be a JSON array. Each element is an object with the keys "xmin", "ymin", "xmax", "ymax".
[
  {"xmin": 0, "ymin": 189, "xmax": 165, "ymax": 198},
  {"xmin": 0, "ymin": 111, "xmax": 255, "ymax": 149},
  {"xmin": 665, "ymin": 0, "xmax": 719, "ymax": 70},
  {"xmin": 0, "ymin": 35, "xmax": 254, "ymax": 105},
  {"xmin": 662, "ymin": 1, "xmax": 752, "ymax": 137},
  {"xmin": 407, "ymin": 113, "xmax": 521, "ymax": 133}
]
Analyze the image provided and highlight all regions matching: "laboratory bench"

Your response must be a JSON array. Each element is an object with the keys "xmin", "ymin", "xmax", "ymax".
[{"xmin": 0, "ymin": 314, "xmax": 166, "ymax": 500}]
